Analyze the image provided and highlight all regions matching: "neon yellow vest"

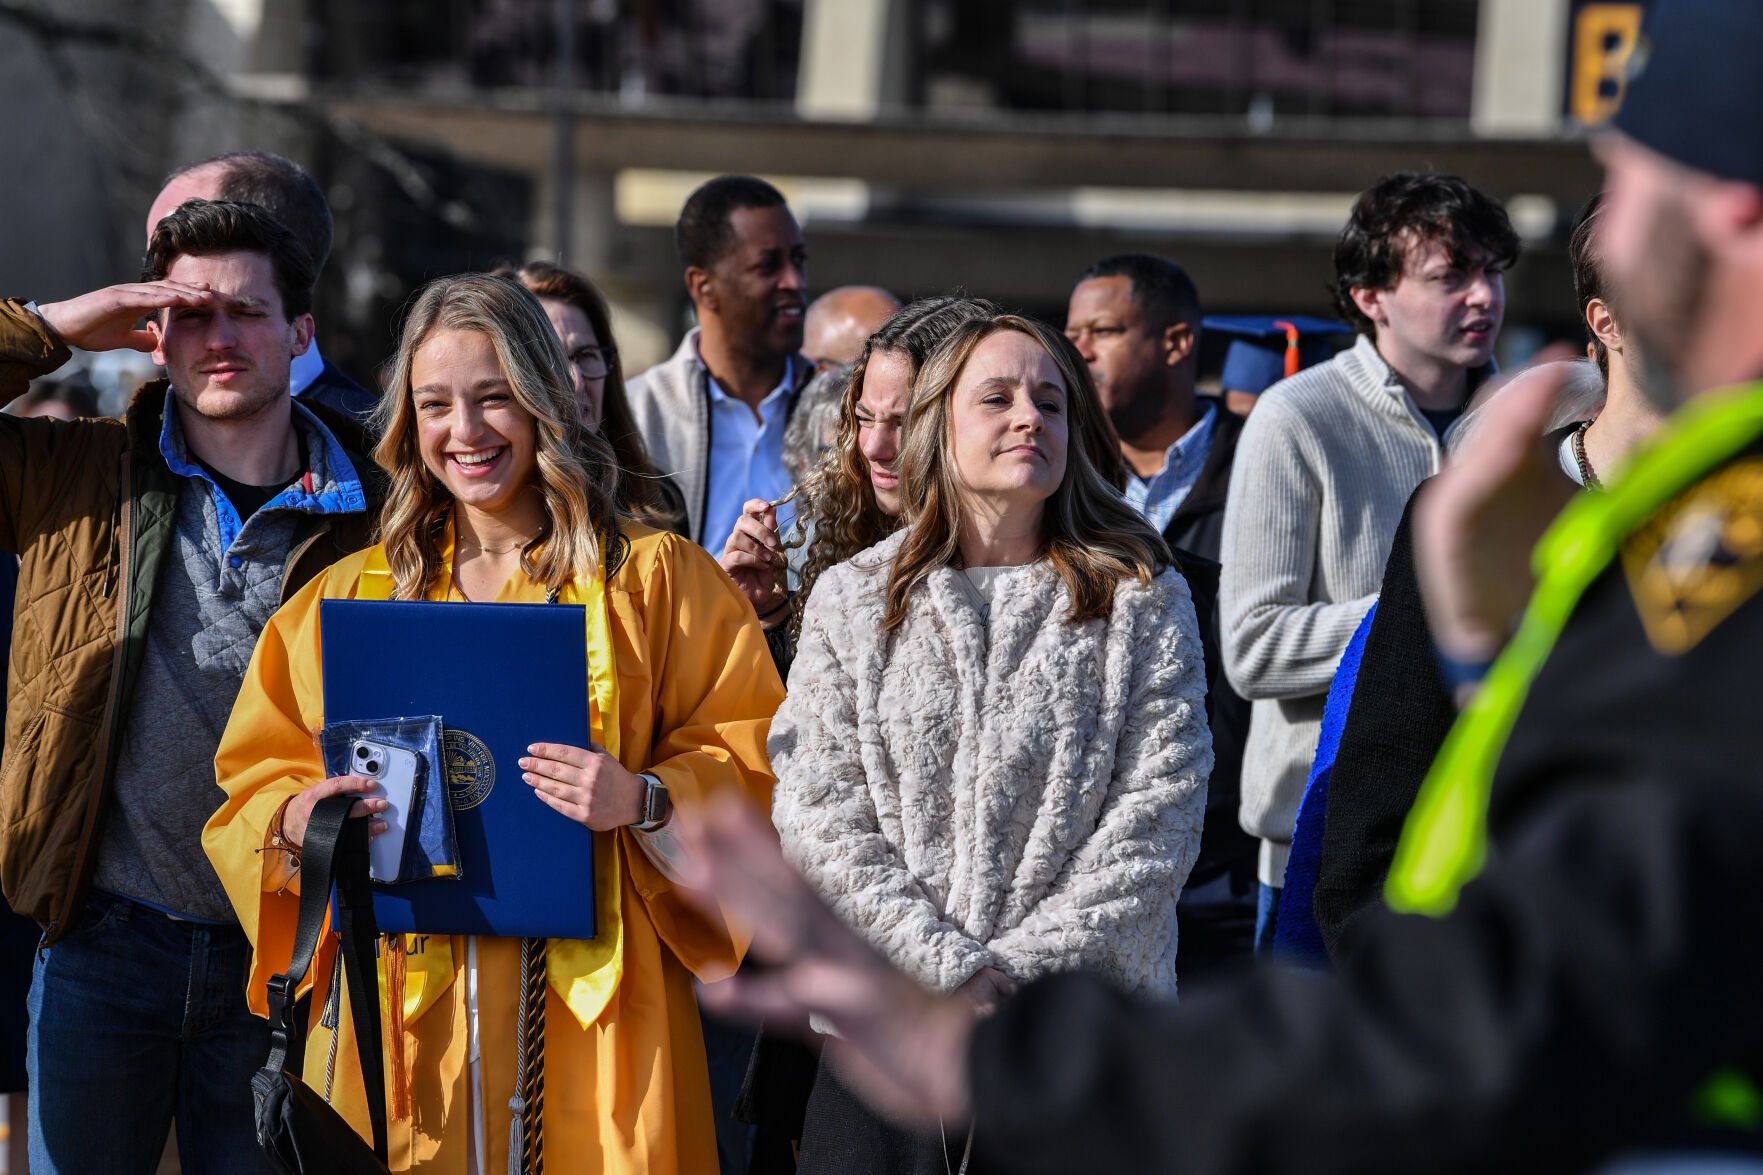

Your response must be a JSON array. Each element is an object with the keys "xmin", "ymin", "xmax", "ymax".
[{"xmin": 1384, "ymin": 380, "xmax": 1763, "ymax": 1128}]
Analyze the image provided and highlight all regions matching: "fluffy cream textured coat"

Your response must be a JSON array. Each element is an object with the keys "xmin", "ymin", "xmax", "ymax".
[{"xmin": 769, "ymin": 529, "xmax": 1212, "ymax": 999}]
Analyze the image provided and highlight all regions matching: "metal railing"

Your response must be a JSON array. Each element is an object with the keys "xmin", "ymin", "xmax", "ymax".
[
  {"xmin": 305, "ymin": 0, "xmax": 1479, "ymax": 123},
  {"xmin": 305, "ymin": 0, "xmax": 806, "ymax": 104},
  {"xmin": 916, "ymin": 0, "xmax": 1480, "ymax": 121}
]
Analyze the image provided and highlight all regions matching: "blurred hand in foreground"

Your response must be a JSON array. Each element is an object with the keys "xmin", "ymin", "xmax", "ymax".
[
  {"xmin": 676, "ymin": 796, "xmax": 977, "ymax": 1128},
  {"xmin": 1414, "ymin": 362, "xmax": 1583, "ymax": 690},
  {"xmin": 956, "ymin": 965, "xmax": 1017, "ymax": 1016}
]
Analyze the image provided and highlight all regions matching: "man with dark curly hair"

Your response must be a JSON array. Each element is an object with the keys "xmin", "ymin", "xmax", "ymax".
[{"xmin": 1218, "ymin": 173, "xmax": 1518, "ymax": 943}]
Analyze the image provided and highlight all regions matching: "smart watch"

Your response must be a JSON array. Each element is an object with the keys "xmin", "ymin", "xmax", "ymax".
[{"xmin": 632, "ymin": 773, "xmax": 672, "ymax": 832}]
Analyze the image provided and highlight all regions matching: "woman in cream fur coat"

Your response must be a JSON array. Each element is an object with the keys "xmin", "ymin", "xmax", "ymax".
[{"xmin": 769, "ymin": 312, "xmax": 1212, "ymax": 1174}]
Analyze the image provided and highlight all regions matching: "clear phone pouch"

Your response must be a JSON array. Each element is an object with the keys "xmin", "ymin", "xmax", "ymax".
[{"xmin": 318, "ymin": 715, "xmax": 461, "ymax": 885}]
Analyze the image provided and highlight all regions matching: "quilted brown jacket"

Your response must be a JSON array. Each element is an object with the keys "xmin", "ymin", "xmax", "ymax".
[{"xmin": 0, "ymin": 299, "xmax": 384, "ymax": 941}]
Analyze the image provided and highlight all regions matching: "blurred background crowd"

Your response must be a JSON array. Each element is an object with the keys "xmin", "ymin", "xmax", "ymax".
[
  {"xmin": 4, "ymin": 0, "xmax": 1635, "ymax": 410},
  {"xmin": 0, "ymin": 3, "xmax": 1663, "ymax": 1174}
]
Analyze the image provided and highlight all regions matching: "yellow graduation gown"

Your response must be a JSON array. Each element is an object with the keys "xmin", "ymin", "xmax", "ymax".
[{"xmin": 204, "ymin": 524, "xmax": 784, "ymax": 1173}]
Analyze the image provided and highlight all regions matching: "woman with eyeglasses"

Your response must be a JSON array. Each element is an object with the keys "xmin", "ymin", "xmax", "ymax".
[{"xmin": 499, "ymin": 262, "xmax": 690, "ymax": 537}]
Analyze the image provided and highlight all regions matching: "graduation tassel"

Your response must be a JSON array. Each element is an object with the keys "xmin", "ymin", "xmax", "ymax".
[
  {"xmin": 507, "ymin": 1097, "xmax": 526, "ymax": 1175},
  {"xmin": 1275, "ymin": 319, "xmax": 1303, "ymax": 378},
  {"xmin": 509, "ymin": 936, "xmax": 548, "ymax": 1174},
  {"xmin": 384, "ymin": 934, "xmax": 413, "ymax": 1120}
]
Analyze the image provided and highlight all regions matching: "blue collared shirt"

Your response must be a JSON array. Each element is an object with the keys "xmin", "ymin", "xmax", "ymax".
[
  {"xmin": 700, "ymin": 359, "xmax": 797, "ymax": 555},
  {"xmin": 1122, "ymin": 402, "xmax": 1218, "ymax": 535},
  {"xmin": 290, "ymin": 339, "xmax": 325, "ymax": 396},
  {"xmin": 97, "ymin": 392, "xmax": 370, "ymax": 922}
]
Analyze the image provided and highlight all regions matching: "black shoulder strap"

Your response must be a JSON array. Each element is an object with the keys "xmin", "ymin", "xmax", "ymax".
[{"xmin": 264, "ymin": 794, "xmax": 390, "ymax": 1161}]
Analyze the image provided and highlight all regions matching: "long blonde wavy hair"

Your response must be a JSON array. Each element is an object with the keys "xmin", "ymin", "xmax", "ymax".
[
  {"xmin": 372, "ymin": 274, "xmax": 623, "ymax": 600},
  {"xmin": 791, "ymin": 296, "xmax": 999, "ymax": 644},
  {"xmin": 882, "ymin": 313, "xmax": 1169, "ymax": 631}
]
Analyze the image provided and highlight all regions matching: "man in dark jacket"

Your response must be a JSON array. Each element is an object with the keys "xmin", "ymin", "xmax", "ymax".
[
  {"xmin": 0, "ymin": 199, "xmax": 384, "ymax": 1173},
  {"xmin": 1066, "ymin": 254, "xmax": 1243, "ymax": 559},
  {"xmin": 673, "ymin": 2, "xmax": 1763, "ymax": 1168},
  {"xmin": 147, "ymin": 150, "xmax": 379, "ymax": 425},
  {"xmin": 1067, "ymin": 254, "xmax": 1254, "ymax": 982}
]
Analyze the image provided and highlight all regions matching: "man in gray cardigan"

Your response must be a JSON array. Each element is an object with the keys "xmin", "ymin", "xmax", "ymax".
[
  {"xmin": 625, "ymin": 175, "xmax": 815, "ymax": 553},
  {"xmin": 1218, "ymin": 173, "xmax": 1518, "ymax": 946}
]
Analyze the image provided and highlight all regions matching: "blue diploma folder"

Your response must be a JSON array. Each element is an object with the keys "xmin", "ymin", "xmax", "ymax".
[{"xmin": 321, "ymin": 598, "xmax": 597, "ymax": 938}]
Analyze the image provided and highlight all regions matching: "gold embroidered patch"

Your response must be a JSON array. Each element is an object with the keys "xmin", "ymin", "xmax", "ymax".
[{"xmin": 1621, "ymin": 459, "xmax": 1763, "ymax": 654}]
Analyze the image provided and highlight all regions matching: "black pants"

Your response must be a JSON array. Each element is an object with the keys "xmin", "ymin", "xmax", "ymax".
[{"xmin": 798, "ymin": 1054, "xmax": 978, "ymax": 1175}]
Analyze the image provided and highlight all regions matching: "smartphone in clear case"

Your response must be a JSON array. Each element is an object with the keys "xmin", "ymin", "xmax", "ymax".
[{"xmin": 350, "ymin": 737, "xmax": 420, "ymax": 882}]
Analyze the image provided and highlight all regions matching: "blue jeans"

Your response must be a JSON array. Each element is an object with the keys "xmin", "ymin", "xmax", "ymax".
[{"xmin": 27, "ymin": 892, "xmax": 270, "ymax": 1175}]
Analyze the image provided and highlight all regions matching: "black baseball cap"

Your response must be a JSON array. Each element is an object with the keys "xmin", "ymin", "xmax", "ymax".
[{"xmin": 1611, "ymin": 0, "xmax": 1763, "ymax": 186}]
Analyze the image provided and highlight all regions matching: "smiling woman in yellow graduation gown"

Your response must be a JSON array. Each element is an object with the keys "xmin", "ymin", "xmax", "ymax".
[
  {"xmin": 208, "ymin": 272, "xmax": 783, "ymax": 1172},
  {"xmin": 205, "ymin": 521, "xmax": 781, "ymax": 1173}
]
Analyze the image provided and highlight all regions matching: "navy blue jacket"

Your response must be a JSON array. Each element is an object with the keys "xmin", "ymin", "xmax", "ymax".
[{"xmin": 298, "ymin": 360, "xmax": 380, "ymax": 430}]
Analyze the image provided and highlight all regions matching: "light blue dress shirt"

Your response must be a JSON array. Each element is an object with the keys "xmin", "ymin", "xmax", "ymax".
[
  {"xmin": 1122, "ymin": 401, "xmax": 1217, "ymax": 535},
  {"xmin": 700, "ymin": 360, "xmax": 797, "ymax": 555},
  {"xmin": 289, "ymin": 339, "xmax": 325, "ymax": 396}
]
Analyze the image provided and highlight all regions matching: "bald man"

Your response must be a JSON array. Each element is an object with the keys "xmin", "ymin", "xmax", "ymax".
[
  {"xmin": 147, "ymin": 152, "xmax": 379, "ymax": 424},
  {"xmin": 801, "ymin": 285, "xmax": 901, "ymax": 366}
]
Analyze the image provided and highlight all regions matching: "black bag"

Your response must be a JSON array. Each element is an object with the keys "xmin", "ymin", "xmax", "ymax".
[{"xmin": 252, "ymin": 794, "xmax": 391, "ymax": 1174}]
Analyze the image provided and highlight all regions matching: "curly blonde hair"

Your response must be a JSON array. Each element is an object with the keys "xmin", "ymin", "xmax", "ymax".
[
  {"xmin": 372, "ymin": 274, "xmax": 623, "ymax": 600},
  {"xmin": 882, "ymin": 313, "xmax": 1166, "ymax": 631},
  {"xmin": 791, "ymin": 296, "xmax": 999, "ymax": 644}
]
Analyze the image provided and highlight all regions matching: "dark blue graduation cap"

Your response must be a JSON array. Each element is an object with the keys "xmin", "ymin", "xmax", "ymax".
[{"xmin": 1205, "ymin": 315, "xmax": 1354, "ymax": 397}]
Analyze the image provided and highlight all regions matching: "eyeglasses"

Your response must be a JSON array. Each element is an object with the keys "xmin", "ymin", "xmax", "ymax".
[{"xmin": 567, "ymin": 344, "xmax": 617, "ymax": 380}]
